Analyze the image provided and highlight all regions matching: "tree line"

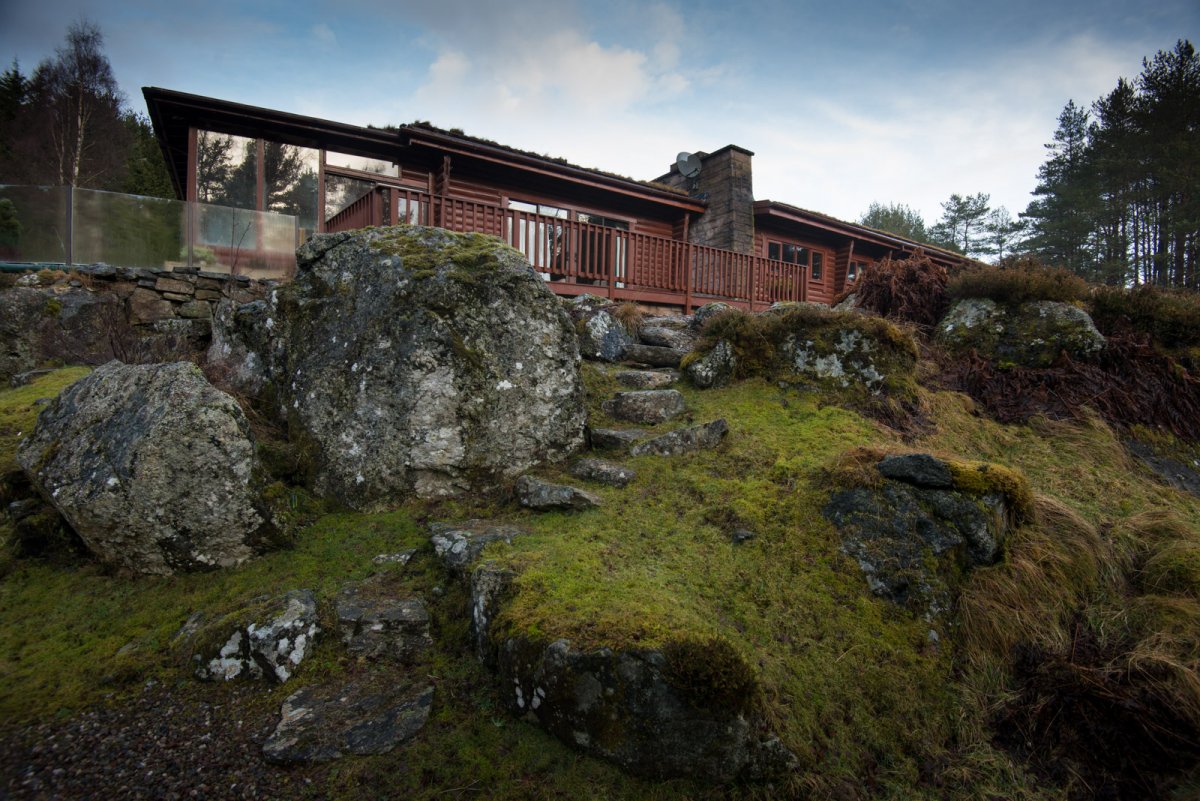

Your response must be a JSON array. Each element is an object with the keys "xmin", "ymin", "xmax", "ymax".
[
  {"xmin": 861, "ymin": 40, "xmax": 1198, "ymax": 288},
  {"xmin": 0, "ymin": 20, "xmax": 172, "ymax": 198}
]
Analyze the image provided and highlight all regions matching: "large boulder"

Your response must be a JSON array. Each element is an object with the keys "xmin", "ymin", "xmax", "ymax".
[
  {"xmin": 275, "ymin": 227, "xmax": 586, "ymax": 508},
  {"xmin": 483, "ymin": 633, "xmax": 793, "ymax": 782},
  {"xmin": 937, "ymin": 298, "xmax": 1106, "ymax": 367},
  {"xmin": 16, "ymin": 361, "xmax": 273, "ymax": 575},
  {"xmin": 823, "ymin": 453, "xmax": 1027, "ymax": 613}
]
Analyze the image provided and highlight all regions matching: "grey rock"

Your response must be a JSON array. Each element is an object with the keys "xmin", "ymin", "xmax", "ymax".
[
  {"xmin": 623, "ymin": 343, "xmax": 686, "ymax": 368},
  {"xmin": 516, "ymin": 475, "xmax": 601, "ymax": 511},
  {"xmin": 429, "ymin": 520, "xmax": 527, "ymax": 574},
  {"xmin": 0, "ymin": 288, "xmax": 124, "ymax": 383},
  {"xmin": 336, "ymin": 585, "xmax": 431, "ymax": 662},
  {"xmin": 195, "ymin": 590, "xmax": 320, "ymax": 683},
  {"xmin": 9, "ymin": 368, "xmax": 54, "ymax": 388},
  {"xmin": 491, "ymin": 636, "xmax": 794, "ymax": 782},
  {"xmin": 833, "ymin": 293, "xmax": 862, "ymax": 312},
  {"xmin": 781, "ymin": 328, "xmax": 898, "ymax": 394},
  {"xmin": 206, "ymin": 299, "xmax": 280, "ymax": 398},
  {"xmin": 470, "ymin": 561, "xmax": 515, "ymax": 663},
  {"xmin": 576, "ymin": 307, "xmax": 635, "ymax": 362},
  {"xmin": 276, "ymin": 227, "xmax": 586, "ymax": 508},
  {"xmin": 685, "ymin": 339, "xmax": 737, "ymax": 389},
  {"xmin": 691, "ymin": 301, "xmax": 733, "ymax": 330},
  {"xmin": 876, "ymin": 454, "xmax": 954, "ymax": 489},
  {"xmin": 638, "ymin": 325, "xmax": 696, "ymax": 351},
  {"xmin": 731, "ymin": 528, "xmax": 757, "ymax": 544},
  {"xmin": 372, "ymin": 549, "xmax": 418, "ymax": 566},
  {"xmin": 570, "ymin": 458, "xmax": 636, "ymax": 488},
  {"xmin": 630, "ymin": 419, "xmax": 729, "ymax": 457},
  {"xmin": 602, "ymin": 389, "xmax": 685, "ymax": 424},
  {"xmin": 17, "ymin": 361, "xmax": 271, "ymax": 575},
  {"xmin": 614, "ymin": 369, "xmax": 677, "ymax": 389},
  {"xmin": 1127, "ymin": 440, "xmax": 1200, "ymax": 497},
  {"xmin": 263, "ymin": 682, "xmax": 433, "ymax": 764},
  {"xmin": 937, "ymin": 298, "xmax": 1106, "ymax": 368},
  {"xmin": 588, "ymin": 427, "xmax": 648, "ymax": 451},
  {"xmin": 824, "ymin": 479, "xmax": 1009, "ymax": 612}
]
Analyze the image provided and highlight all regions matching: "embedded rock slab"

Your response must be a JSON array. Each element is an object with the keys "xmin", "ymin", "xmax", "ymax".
[
  {"xmin": 429, "ymin": 520, "xmax": 528, "ymax": 574},
  {"xmin": 588, "ymin": 427, "xmax": 648, "ymax": 452},
  {"xmin": 823, "ymin": 455, "xmax": 1011, "ymax": 612},
  {"xmin": 614, "ymin": 369, "xmax": 677, "ymax": 389},
  {"xmin": 207, "ymin": 299, "xmax": 281, "ymax": 397},
  {"xmin": 263, "ymin": 682, "xmax": 434, "ymax": 764},
  {"xmin": 623, "ymin": 343, "xmax": 686, "ymax": 368},
  {"xmin": 684, "ymin": 339, "xmax": 737, "ymax": 389},
  {"xmin": 276, "ymin": 227, "xmax": 585, "ymax": 508},
  {"xmin": 937, "ymin": 298, "xmax": 1106, "ymax": 368},
  {"xmin": 781, "ymin": 328, "xmax": 897, "ymax": 394},
  {"xmin": 601, "ymin": 389, "xmax": 685, "ymax": 424},
  {"xmin": 195, "ymin": 590, "xmax": 320, "ymax": 683},
  {"xmin": 336, "ymin": 584, "xmax": 431, "ymax": 662},
  {"xmin": 470, "ymin": 561, "xmax": 516, "ymax": 662},
  {"xmin": 638, "ymin": 324, "xmax": 696, "ymax": 351},
  {"xmin": 516, "ymin": 476, "xmax": 601, "ymax": 511},
  {"xmin": 488, "ymin": 636, "xmax": 795, "ymax": 782},
  {"xmin": 372, "ymin": 549, "xmax": 418, "ymax": 566},
  {"xmin": 629, "ymin": 419, "xmax": 729, "ymax": 457},
  {"xmin": 16, "ymin": 361, "xmax": 271, "ymax": 575},
  {"xmin": 570, "ymin": 458, "xmax": 636, "ymax": 487}
]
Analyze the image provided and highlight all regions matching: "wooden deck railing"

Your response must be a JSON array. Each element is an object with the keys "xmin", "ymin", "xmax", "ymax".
[{"xmin": 326, "ymin": 187, "xmax": 807, "ymax": 311}]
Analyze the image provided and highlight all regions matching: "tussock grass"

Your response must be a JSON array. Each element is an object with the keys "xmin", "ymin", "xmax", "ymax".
[{"xmin": 947, "ymin": 260, "xmax": 1090, "ymax": 306}]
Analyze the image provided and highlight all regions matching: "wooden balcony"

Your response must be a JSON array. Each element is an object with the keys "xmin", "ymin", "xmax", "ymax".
[{"xmin": 326, "ymin": 187, "xmax": 807, "ymax": 312}]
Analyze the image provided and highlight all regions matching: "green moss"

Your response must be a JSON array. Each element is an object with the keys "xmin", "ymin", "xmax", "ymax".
[
  {"xmin": 946, "ymin": 459, "xmax": 1034, "ymax": 524},
  {"xmin": 368, "ymin": 226, "xmax": 516, "ymax": 277},
  {"xmin": 0, "ymin": 367, "xmax": 90, "ymax": 476},
  {"xmin": 42, "ymin": 297, "xmax": 62, "ymax": 317}
]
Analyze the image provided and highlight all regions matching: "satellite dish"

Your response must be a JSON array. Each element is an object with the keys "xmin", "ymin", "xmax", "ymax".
[{"xmin": 676, "ymin": 152, "xmax": 702, "ymax": 179}]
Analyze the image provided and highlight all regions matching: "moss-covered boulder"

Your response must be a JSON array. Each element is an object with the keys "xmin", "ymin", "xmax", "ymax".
[
  {"xmin": 274, "ymin": 226, "xmax": 586, "ymax": 508},
  {"xmin": 824, "ymin": 452, "xmax": 1030, "ymax": 614},
  {"xmin": 937, "ymin": 298, "xmax": 1106, "ymax": 367},
  {"xmin": 684, "ymin": 307, "xmax": 918, "ymax": 398}
]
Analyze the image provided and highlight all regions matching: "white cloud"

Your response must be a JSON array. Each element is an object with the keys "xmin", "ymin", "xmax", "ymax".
[{"xmin": 311, "ymin": 23, "xmax": 336, "ymax": 47}]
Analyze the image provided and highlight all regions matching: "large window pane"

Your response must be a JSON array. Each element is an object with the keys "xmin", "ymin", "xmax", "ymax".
[
  {"xmin": 197, "ymin": 131, "xmax": 257, "ymax": 210},
  {"xmin": 265, "ymin": 143, "xmax": 318, "ymax": 240},
  {"xmin": 325, "ymin": 151, "xmax": 398, "ymax": 177},
  {"xmin": 324, "ymin": 173, "xmax": 375, "ymax": 221}
]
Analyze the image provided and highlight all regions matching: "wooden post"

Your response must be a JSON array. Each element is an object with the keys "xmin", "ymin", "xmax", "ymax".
[
  {"xmin": 749, "ymin": 255, "xmax": 758, "ymax": 312},
  {"xmin": 607, "ymin": 226, "xmax": 616, "ymax": 300},
  {"xmin": 316, "ymin": 151, "xmax": 325, "ymax": 232},
  {"xmin": 389, "ymin": 188, "xmax": 399, "ymax": 225},
  {"xmin": 682, "ymin": 215, "xmax": 693, "ymax": 314}
]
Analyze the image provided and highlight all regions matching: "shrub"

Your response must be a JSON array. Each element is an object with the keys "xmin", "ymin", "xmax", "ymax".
[
  {"xmin": 836, "ymin": 250, "xmax": 948, "ymax": 330},
  {"xmin": 947, "ymin": 258, "xmax": 1089, "ymax": 305},
  {"xmin": 1089, "ymin": 284, "xmax": 1200, "ymax": 350}
]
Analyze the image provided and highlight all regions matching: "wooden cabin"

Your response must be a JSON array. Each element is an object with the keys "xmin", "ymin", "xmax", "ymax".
[{"xmin": 144, "ymin": 87, "xmax": 968, "ymax": 311}]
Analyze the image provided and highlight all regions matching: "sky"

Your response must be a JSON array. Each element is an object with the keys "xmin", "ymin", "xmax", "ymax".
[{"xmin": 1, "ymin": 0, "xmax": 1196, "ymax": 226}]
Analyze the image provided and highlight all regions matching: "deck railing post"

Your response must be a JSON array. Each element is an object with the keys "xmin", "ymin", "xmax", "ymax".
[
  {"xmin": 750, "ymin": 255, "xmax": 758, "ymax": 312},
  {"xmin": 389, "ymin": 188, "xmax": 398, "ymax": 226},
  {"xmin": 65, "ymin": 184, "xmax": 74, "ymax": 267},
  {"xmin": 607, "ymin": 226, "xmax": 616, "ymax": 300},
  {"xmin": 683, "ymin": 242, "xmax": 693, "ymax": 314}
]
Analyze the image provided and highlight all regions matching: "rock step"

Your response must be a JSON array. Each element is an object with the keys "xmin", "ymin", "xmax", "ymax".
[
  {"xmin": 570, "ymin": 458, "xmax": 636, "ymax": 488},
  {"xmin": 601, "ymin": 389, "xmax": 685, "ymax": 424},
  {"xmin": 588, "ymin": 427, "xmax": 648, "ymax": 452},
  {"xmin": 614, "ymin": 369, "xmax": 678, "ymax": 389}
]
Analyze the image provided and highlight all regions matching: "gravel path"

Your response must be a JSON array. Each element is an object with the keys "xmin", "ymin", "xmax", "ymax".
[{"xmin": 0, "ymin": 681, "xmax": 321, "ymax": 801}]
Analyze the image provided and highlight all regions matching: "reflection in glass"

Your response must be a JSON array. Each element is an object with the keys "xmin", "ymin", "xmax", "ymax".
[
  {"xmin": 73, "ymin": 189, "xmax": 186, "ymax": 269},
  {"xmin": 193, "ymin": 201, "xmax": 297, "ymax": 279},
  {"xmin": 324, "ymin": 173, "xmax": 375, "ymax": 221},
  {"xmin": 196, "ymin": 131, "xmax": 257, "ymax": 210},
  {"xmin": 325, "ymin": 151, "xmax": 398, "ymax": 177},
  {"xmin": 265, "ymin": 143, "xmax": 318, "ymax": 239},
  {"xmin": 0, "ymin": 185, "xmax": 69, "ymax": 263}
]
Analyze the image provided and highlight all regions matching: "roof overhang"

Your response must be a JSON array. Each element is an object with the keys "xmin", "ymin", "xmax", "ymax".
[
  {"xmin": 754, "ymin": 200, "xmax": 970, "ymax": 266},
  {"xmin": 143, "ymin": 87, "xmax": 706, "ymax": 213}
]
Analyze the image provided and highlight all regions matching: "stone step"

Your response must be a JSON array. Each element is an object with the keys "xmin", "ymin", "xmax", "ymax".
[{"xmin": 614, "ymin": 369, "xmax": 678, "ymax": 390}]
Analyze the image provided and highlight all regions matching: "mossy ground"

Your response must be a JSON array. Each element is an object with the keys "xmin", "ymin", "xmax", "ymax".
[{"xmin": 2, "ymin": 367, "xmax": 1198, "ymax": 799}]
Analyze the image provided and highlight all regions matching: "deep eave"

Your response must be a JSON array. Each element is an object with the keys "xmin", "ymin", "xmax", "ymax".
[
  {"xmin": 143, "ymin": 87, "xmax": 706, "ymax": 213},
  {"xmin": 754, "ymin": 200, "xmax": 971, "ymax": 266}
]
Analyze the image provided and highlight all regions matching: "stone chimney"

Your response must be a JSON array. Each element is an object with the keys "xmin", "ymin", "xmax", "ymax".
[{"xmin": 658, "ymin": 145, "xmax": 755, "ymax": 255}]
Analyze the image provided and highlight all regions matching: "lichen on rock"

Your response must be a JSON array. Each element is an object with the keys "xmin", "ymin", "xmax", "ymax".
[{"xmin": 272, "ymin": 226, "xmax": 587, "ymax": 509}]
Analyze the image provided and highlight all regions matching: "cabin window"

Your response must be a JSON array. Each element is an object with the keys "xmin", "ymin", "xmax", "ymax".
[
  {"xmin": 848, "ymin": 260, "xmax": 868, "ymax": 282},
  {"xmin": 811, "ymin": 252, "xmax": 824, "ymax": 281},
  {"xmin": 324, "ymin": 151, "xmax": 399, "ymax": 178}
]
